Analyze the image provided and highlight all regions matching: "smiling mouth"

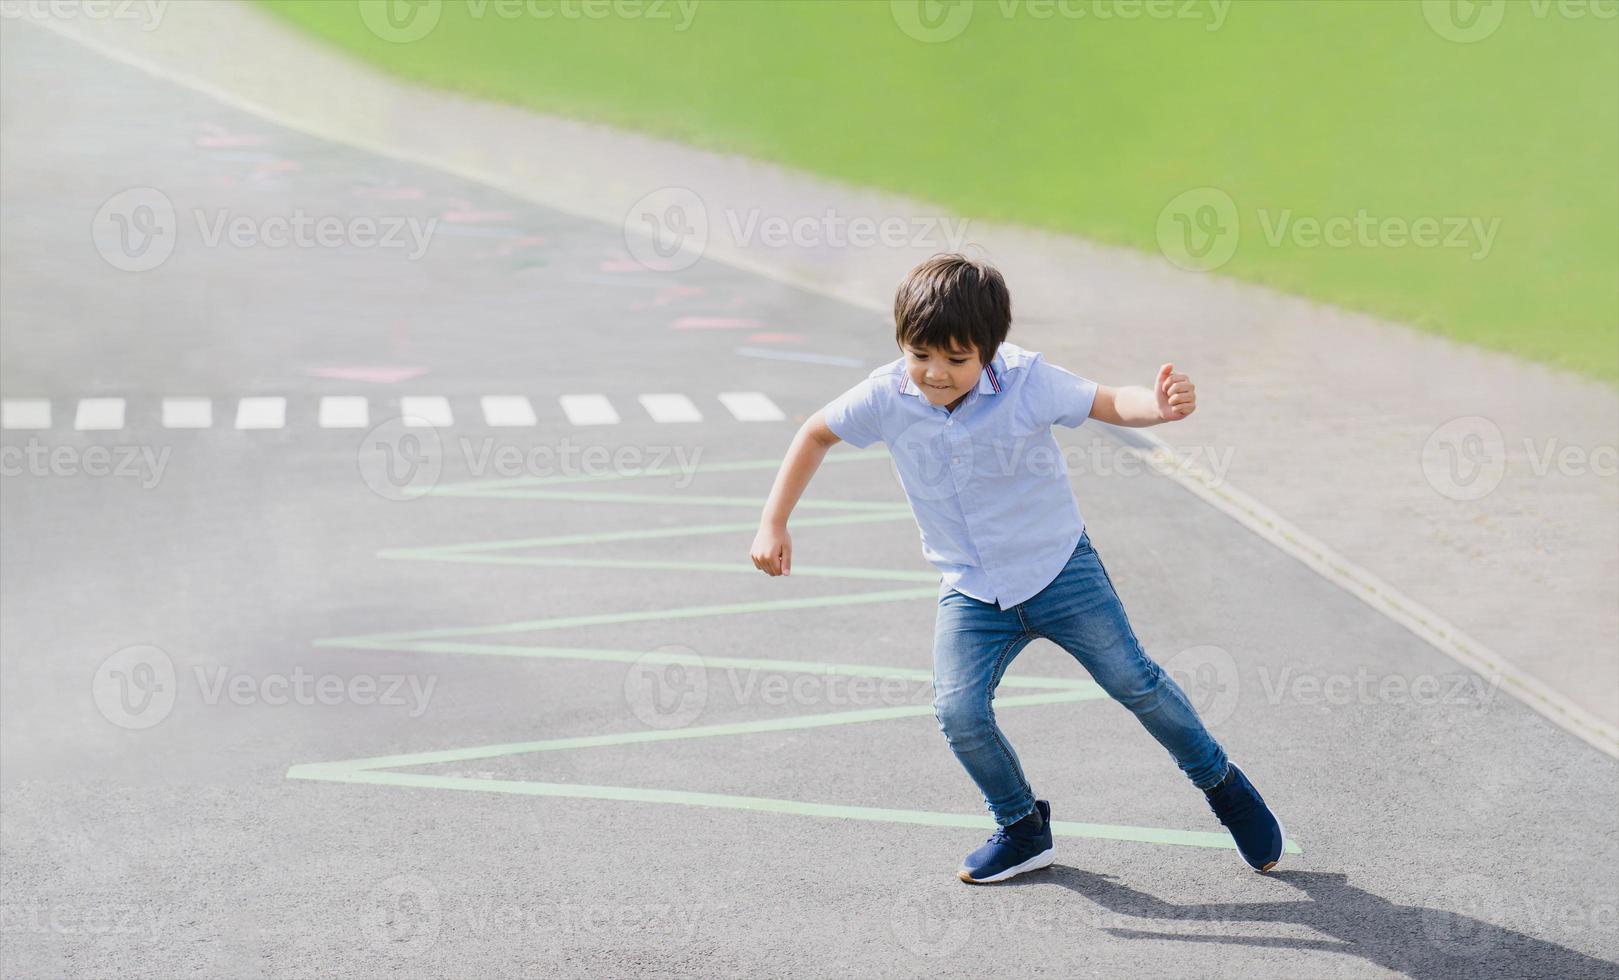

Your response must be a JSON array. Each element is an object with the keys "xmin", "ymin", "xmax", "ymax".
[{"xmin": 927, "ymin": 383, "xmax": 951, "ymax": 390}]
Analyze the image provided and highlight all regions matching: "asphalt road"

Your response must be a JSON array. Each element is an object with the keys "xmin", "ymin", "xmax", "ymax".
[{"xmin": 2, "ymin": 21, "xmax": 1616, "ymax": 980}]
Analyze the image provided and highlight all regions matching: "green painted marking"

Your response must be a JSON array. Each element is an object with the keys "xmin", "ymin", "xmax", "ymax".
[
  {"xmin": 292, "ymin": 448, "xmax": 1302, "ymax": 856},
  {"xmin": 377, "ymin": 511, "xmax": 913, "ymax": 556},
  {"xmin": 284, "ymin": 767, "xmax": 1297, "ymax": 853},
  {"xmin": 379, "ymin": 553, "xmax": 942, "ymax": 582},
  {"xmin": 426, "ymin": 446, "xmax": 891, "ymax": 495},
  {"xmin": 293, "ymin": 691, "xmax": 1103, "ymax": 772},
  {"xmin": 418, "ymin": 489, "xmax": 910, "ymax": 510},
  {"xmin": 313, "ymin": 640, "xmax": 1096, "ymax": 694},
  {"xmin": 315, "ymin": 586, "xmax": 939, "ymax": 648}
]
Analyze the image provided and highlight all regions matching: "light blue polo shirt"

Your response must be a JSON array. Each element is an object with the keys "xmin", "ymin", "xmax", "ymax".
[{"xmin": 820, "ymin": 340, "xmax": 1100, "ymax": 610}]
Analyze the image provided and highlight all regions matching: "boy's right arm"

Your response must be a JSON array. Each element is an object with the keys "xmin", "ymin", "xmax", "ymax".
[{"xmin": 750, "ymin": 410, "xmax": 842, "ymax": 577}]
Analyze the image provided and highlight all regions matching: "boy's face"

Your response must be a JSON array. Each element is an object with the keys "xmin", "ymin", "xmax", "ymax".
[{"xmin": 903, "ymin": 341, "xmax": 982, "ymax": 410}]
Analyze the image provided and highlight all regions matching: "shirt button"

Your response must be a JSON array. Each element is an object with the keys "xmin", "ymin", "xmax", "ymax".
[{"xmin": 952, "ymin": 456, "xmax": 961, "ymax": 465}]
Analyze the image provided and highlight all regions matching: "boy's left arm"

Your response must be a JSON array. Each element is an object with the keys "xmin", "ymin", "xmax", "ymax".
[{"xmin": 1088, "ymin": 363, "xmax": 1196, "ymax": 427}]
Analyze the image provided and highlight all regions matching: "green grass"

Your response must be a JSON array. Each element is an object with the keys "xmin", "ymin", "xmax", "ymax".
[{"xmin": 260, "ymin": 0, "xmax": 1617, "ymax": 382}]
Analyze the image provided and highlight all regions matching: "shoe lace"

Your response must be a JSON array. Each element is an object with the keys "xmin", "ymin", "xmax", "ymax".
[
  {"xmin": 986, "ymin": 810, "xmax": 1041, "ymax": 846},
  {"xmin": 1207, "ymin": 782, "xmax": 1260, "ymax": 827}
]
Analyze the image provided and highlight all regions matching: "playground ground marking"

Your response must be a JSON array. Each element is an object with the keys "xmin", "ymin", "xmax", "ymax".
[{"xmin": 292, "ymin": 449, "xmax": 1301, "ymax": 855}]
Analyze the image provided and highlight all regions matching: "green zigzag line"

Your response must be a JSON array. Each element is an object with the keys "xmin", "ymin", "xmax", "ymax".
[{"xmin": 289, "ymin": 447, "xmax": 1300, "ymax": 855}]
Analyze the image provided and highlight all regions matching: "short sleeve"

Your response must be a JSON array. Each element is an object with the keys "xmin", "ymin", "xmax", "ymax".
[
  {"xmin": 1030, "ymin": 356, "xmax": 1099, "ymax": 428},
  {"xmin": 820, "ymin": 376, "xmax": 886, "ymax": 448}
]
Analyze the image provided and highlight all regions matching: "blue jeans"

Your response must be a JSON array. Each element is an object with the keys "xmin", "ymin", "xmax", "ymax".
[{"xmin": 931, "ymin": 530, "xmax": 1230, "ymax": 827}]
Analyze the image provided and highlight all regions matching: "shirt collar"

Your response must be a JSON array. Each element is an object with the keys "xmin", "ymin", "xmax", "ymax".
[{"xmin": 898, "ymin": 346, "xmax": 1005, "ymax": 400}]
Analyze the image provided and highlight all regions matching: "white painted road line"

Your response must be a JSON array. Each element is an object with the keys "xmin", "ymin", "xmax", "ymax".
[
  {"xmin": 399, "ymin": 396, "xmax": 453, "ymax": 428},
  {"xmin": 481, "ymin": 395, "xmax": 536, "ymax": 427},
  {"xmin": 1, "ymin": 394, "xmax": 792, "ymax": 431},
  {"xmin": 560, "ymin": 394, "xmax": 619, "ymax": 426},
  {"xmin": 162, "ymin": 397, "xmax": 212, "ymax": 429},
  {"xmin": 718, "ymin": 391, "xmax": 785, "ymax": 422},
  {"xmin": 638, "ymin": 393, "xmax": 703, "ymax": 423},
  {"xmin": 74, "ymin": 398, "xmax": 125, "ymax": 430},
  {"xmin": 235, "ymin": 397, "xmax": 286, "ymax": 430},
  {"xmin": 1, "ymin": 399, "xmax": 51, "ymax": 430},
  {"xmin": 318, "ymin": 396, "xmax": 369, "ymax": 429}
]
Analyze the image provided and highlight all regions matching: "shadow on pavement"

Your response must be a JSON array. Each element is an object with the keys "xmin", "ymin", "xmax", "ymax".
[{"xmin": 1043, "ymin": 868, "xmax": 1619, "ymax": 979}]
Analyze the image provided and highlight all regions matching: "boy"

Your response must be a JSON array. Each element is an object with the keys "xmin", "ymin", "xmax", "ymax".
[{"xmin": 749, "ymin": 253, "xmax": 1284, "ymax": 884}]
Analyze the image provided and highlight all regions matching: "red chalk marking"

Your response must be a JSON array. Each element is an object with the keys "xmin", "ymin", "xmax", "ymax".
[
  {"xmin": 631, "ymin": 284, "xmax": 704, "ymax": 310},
  {"xmin": 672, "ymin": 317, "xmax": 767, "ymax": 330},
  {"xmin": 673, "ymin": 317, "xmax": 766, "ymax": 329},
  {"xmin": 443, "ymin": 198, "xmax": 515, "ymax": 223},
  {"xmin": 744, "ymin": 332, "xmax": 806, "ymax": 343},
  {"xmin": 355, "ymin": 185, "xmax": 427, "ymax": 200},
  {"xmin": 197, "ymin": 134, "xmax": 269, "ymax": 148},
  {"xmin": 307, "ymin": 366, "xmax": 428, "ymax": 385},
  {"xmin": 196, "ymin": 122, "xmax": 268, "ymax": 148},
  {"xmin": 494, "ymin": 235, "xmax": 548, "ymax": 256}
]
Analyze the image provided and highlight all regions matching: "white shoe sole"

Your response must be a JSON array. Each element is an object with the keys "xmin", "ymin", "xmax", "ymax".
[{"xmin": 957, "ymin": 846, "xmax": 1056, "ymax": 884}]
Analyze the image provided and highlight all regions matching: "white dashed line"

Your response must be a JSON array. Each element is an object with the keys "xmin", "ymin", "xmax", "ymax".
[
  {"xmin": 162, "ymin": 398, "xmax": 212, "ymax": 429},
  {"xmin": 480, "ymin": 395, "xmax": 537, "ymax": 427},
  {"xmin": 559, "ymin": 394, "xmax": 620, "ymax": 426},
  {"xmin": 399, "ymin": 396, "xmax": 452, "ymax": 428},
  {"xmin": 1, "ymin": 399, "xmax": 51, "ymax": 430},
  {"xmin": 318, "ymin": 396, "xmax": 369, "ymax": 429},
  {"xmin": 74, "ymin": 398, "xmax": 125, "ymax": 430},
  {"xmin": 718, "ymin": 391, "xmax": 785, "ymax": 422},
  {"xmin": 0, "ymin": 394, "xmax": 792, "ymax": 431},
  {"xmin": 638, "ymin": 393, "xmax": 703, "ymax": 423},
  {"xmin": 235, "ymin": 397, "xmax": 286, "ymax": 430}
]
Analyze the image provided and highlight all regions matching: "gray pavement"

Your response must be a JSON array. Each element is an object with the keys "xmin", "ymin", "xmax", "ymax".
[{"xmin": 2, "ymin": 20, "xmax": 1617, "ymax": 980}]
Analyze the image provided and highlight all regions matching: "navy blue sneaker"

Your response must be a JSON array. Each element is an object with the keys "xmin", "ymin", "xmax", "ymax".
[
  {"xmin": 1204, "ymin": 763, "xmax": 1285, "ymax": 872},
  {"xmin": 958, "ymin": 800, "xmax": 1055, "ymax": 884}
]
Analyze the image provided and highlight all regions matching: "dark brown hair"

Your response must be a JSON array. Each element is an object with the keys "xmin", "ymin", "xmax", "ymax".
[{"xmin": 893, "ymin": 252, "xmax": 1011, "ymax": 367}]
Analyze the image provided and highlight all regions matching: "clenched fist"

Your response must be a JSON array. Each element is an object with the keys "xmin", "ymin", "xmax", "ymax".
[
  {"xmin": 751, "ymin": 525, "xmax": 792, "ymax": 576},
  {"xmin": 1155, "ymin": 362, "xmax": 1197, "ymax": 421}
]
